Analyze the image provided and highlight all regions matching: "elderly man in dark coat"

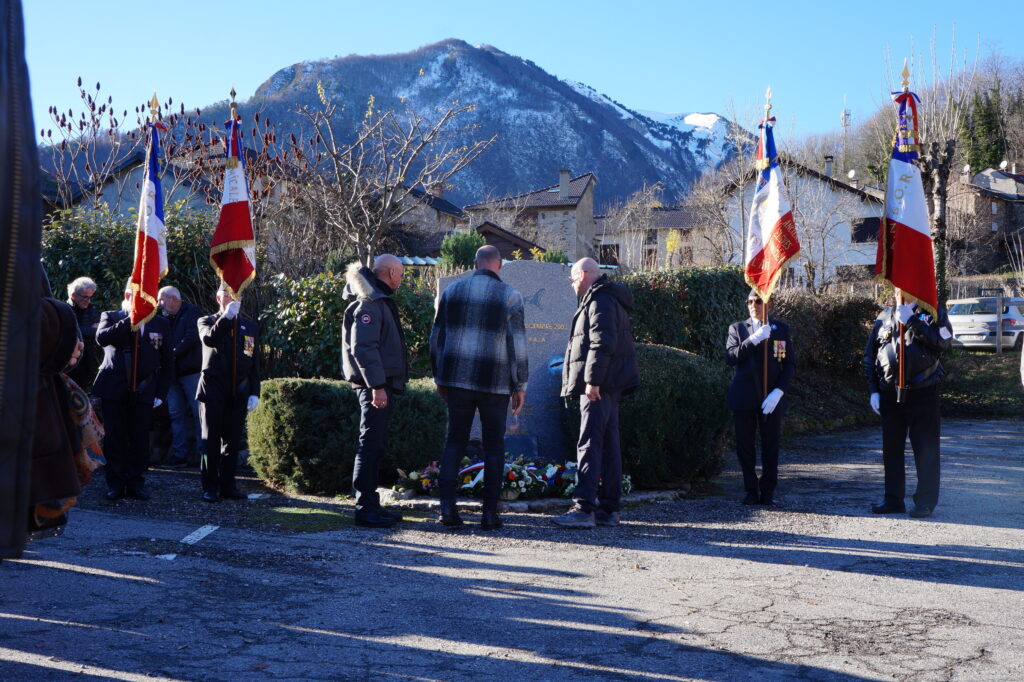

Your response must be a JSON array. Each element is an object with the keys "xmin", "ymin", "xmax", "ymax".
[
  {"xmin": 553, "ymin": 257, "xmax": 640, "ymax": 529},
  {"xmin": 341, "ymin": 255, "xmax": 408, "ymax": 528}
]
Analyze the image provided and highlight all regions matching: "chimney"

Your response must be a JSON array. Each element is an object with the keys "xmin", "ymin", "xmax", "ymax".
[
  {"xmin": 428, "ymin": 183, "xmax": 444, "ymax": 198},
  {"xmin": 559, "ymin": 169, "xmax": 571, "ymax": 200},
  {"xmin": 824, "ymin": 155, "xmax": 834, "ymax": 178}
]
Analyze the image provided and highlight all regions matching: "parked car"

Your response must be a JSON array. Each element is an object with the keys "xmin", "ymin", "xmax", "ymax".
[{"xmin": 947, "ymin": 297, "xmax": 1024, "ymax": 350}]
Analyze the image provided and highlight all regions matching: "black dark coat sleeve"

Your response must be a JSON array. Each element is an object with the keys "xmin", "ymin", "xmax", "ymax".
[
  {"xmin": 584, "ymin": 292, "xmax": 618, "ymax": 387},
  {"xmin": 863, "ymin": 316, "xmax": 884, "ymax": 394},
  {"xmin": 726, "ymin": 322, "xmax": 762, "ymax": 366},
  {"xmin": 249, "ymin": 320, "xmax": 261, "ymax": 397},
  {"xmin": 96, "ymin": 310, "xmax": 132, "ymax": 347}
]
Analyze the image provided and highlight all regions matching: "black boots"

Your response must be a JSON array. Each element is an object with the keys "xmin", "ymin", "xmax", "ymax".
[{"xmin": 480, "ymin": 509, "xmax": 503, "ymax": 531}]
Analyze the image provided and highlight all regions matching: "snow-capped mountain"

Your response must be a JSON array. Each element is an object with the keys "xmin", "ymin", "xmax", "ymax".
[{"xmin": 221, "ymin": 39, "xmax": 744, "ymax": 206}]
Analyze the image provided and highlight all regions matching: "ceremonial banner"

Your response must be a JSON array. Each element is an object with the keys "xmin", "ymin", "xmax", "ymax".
[
  {"xmin": 875, "ymin": 88, "xmax": 937, "ymax": 314},
  {"xmin": 210, "ymin": 117, "xmax": 256, "ymax": 295},
  {"xmin": 128, "ymin": 121, "xmax": 167, "ymax": 329},
  {"xmin": 744, "ymin": 115, "xmax": 800, "ymax": 301}
]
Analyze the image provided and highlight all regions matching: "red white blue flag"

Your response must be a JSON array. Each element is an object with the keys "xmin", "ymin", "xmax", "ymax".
[
  {"xmin": 744, "ymin": 116, "xmax": 800, "ymax": 301},
  {"xmin": 875, "ymin": 89, "xmax": 937, "ymax": 315},
  {"xmin": 128, "ymin": 121, "xmax": 167, "ymax": 330},
  {"xmin": 210, "ymin": 117, "xmax": 256, "ymax": 296}
]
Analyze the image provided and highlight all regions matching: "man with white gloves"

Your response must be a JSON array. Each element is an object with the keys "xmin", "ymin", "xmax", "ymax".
[
  {"xmin": 196, "ymin": 283, "xmax": 261, "ymax": 503},
  {"xmin": 863, "ymin": 290, "xmax": 952, "ymax": 518},
  {"xmin": 725, "ymin": 289, "xmax": 796, "ymax": 506}
]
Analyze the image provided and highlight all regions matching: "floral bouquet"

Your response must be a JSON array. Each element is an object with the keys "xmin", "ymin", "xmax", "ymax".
[{"xmin": 393, "ymin": 461, "xmax": 440, "ymax": 496}]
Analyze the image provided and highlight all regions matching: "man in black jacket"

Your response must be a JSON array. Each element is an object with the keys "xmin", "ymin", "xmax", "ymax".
[
  {"xmin": 554, "ymin": 258, "xmax": 640, "ymax": 529},
  {"xmin": 158, "ymin": 286, "xmax": 204, "ymax": 468},
  {"xmin": 864, "ymin": 291, "xmax": 952, "ymax": 518},
  {"xmin": 341, "ymin": 255, "xmax": 408, "ymax": 528},
  {"xmin": 197, "ymin": 284, "xmax": 261, "ymax": 502},
  {"xmin": 725, "ymin": 290, "xmax": 796, "ymax": 506},
  {"xmin": 94, "ymin": 286, "xmax": 173, "ymax": 501}
]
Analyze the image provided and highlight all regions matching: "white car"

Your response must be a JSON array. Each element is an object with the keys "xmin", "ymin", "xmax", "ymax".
[{"xmin": 947, "ymin": 297, "xmax": 1024, "ymax": 350}]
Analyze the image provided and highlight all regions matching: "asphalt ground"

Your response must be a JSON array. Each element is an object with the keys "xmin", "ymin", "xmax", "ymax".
[{"xmin": 1, "ymin": 419, "xmax": 1022, "ymax": 681}]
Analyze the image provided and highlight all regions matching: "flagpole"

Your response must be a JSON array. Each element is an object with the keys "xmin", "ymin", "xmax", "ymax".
[
  {"xmin": 896, "ymin": 63, "xmax": 910, "ymax": 405},
  {"xmin": 229, "ymin": 88, "xmax": 239, "ymax": 401},
  {"xmin": 131, "ymin": 92, "xmax": 161, "ymax": 395},
  {"xmin": 762, "ymin": 88, "xmax": 771, "ymax": 405}
]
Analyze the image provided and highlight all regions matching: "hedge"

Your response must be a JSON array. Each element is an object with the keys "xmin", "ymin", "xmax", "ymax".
[
  {"xmin": 260, "ymin": 270, "xmax": 436, "ymax": 379},
  {"xmin": 247, "ymin": 377, "xmax": 447, "ymax": 495},
  {"xmin": 562, "ymin": 344, "xmax": 732, "ymax": 487},
  {"xmin": 41, "ymin": 203, "xmax": 220, "ymax": 310},
  {"xmin": 620, "ymin": 267, "xmax": 749, "ymax": 359}
]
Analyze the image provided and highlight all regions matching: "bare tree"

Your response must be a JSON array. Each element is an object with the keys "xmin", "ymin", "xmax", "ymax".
[
  {"xmin": 284, "ymin": 83, "xmax": 495, "ymax": 265},
  {"xmin": 785, "ymin": 169, "xmax": 864, "ymax": 291}
]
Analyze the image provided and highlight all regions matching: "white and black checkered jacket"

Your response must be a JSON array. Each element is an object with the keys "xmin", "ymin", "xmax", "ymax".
[{"xmin": 430, "ymin": 269, "xmax": 528, "ymax": 395}]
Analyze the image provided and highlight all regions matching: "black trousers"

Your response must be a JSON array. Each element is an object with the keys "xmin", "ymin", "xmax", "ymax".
[
  {"xmin": 439, "ymin": 387, "xmax": 509, "ymax": 511},
  {"xmin": 102, "ymin": 392, "xmax": 155, "ymax": 491},
  {"xmin": 199, "ymin": 395, "xmax": 246, "ymax": 495},
  {"xmin": 574, "ymin": 392, "xmax": 623, "ymax": 514},
  {"xmin": 879, "ymin": 384, "xmax": 941, "ymax": 509},
  {"xmin": 352, "ymin": 386, "xmax": 393, "ymax": 513},
  {"xmin": 732, "ymin": 407, "xmax": 783, "ymax": 497}
]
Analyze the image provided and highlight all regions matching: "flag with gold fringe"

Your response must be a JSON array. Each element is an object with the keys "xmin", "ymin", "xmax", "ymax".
[{"xmin": 210, "ymin": 114, "xmax": 256, "ymax": 295}]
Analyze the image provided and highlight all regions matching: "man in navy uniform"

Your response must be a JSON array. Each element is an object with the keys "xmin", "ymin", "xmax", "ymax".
[
  {"xmin": 725, "ymin": 290, "xmax": 796, "ymax": 506},
  {"xmin": 341, "ymin": 255, "xmax": 408, "ymax": 528},
  {"xmin": 94, "ymin": 285, "xmax": 173, "ymax": 501},
  {"xmin": 864, "ymin": 290, "xmax": 952, "ymax": 518},
  {"xmin": 197, "ymin": 283, "xmax": 260, "ymax": 503}
]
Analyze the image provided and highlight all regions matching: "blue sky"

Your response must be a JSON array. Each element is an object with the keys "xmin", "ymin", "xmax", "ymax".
[{"xmin": 23, "ymin": 0, "xmax": 1024, "ymax": 141}]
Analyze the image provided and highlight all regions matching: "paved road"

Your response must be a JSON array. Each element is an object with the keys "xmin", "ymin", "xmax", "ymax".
[{"xmin": 2, "ymin": 419, "xmax": 1022, "ymax": 681}]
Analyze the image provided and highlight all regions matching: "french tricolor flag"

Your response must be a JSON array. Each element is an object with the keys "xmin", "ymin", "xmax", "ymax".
[
  {"xmin": 128, "ymin": 122, "xmax": 168, "ymax": 329},
  {"xmin": 210, "ymin": 117, "xmax": 256, "ymax": 296},
  {"xmin": 744, "ymin": 114, "xmax": 800, "ymax": 301},
  {"xmin": 875, "ymin": 90, "xmax": 937, "ymax": 314}
]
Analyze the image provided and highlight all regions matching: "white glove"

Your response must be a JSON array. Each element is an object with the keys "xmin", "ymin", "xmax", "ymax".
[
  {"xmin": 247, "ymin": 396, "xmax": 259, "ymax": 412},
  {"xmin": 761, "ymin": 388, "xmax": 783, "ymax": 415},
  {"xmin": 153, "ymin": 398, "xmax": 163, "ymax": 408},
  {"xmin": 224, "ymin": 301, "xmax": 241, "ymax": 319},
  {"xmin": 749, "ymin": 323, "xmax": 771, "ymax": 345},
  {"xmin": 121, "ymin": 297, "xmax": 132, "ymax": 314},
  {"xmin": 870, "ymin": 393, "xmax": 880, "ymax": 415},
  {"xmin": 897, "ymin": 303, "xmax": 915, "ymax": 325}
]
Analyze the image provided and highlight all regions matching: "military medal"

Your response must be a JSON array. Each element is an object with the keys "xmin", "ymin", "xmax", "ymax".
[
  {"xmin": 244, "ymin": 335, "xmax": 255, "ymax": 357},
  {"xmin": 773, "ymin": 340, "xmax": 786, "ymax": 361},
  {"xmin": 148, "ymin": 332, "xmax": 163, "ymax": 350}
]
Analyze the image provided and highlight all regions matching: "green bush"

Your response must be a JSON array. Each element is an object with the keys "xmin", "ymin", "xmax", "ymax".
[
  {"xmin": 247, "ymin": 377, "xmax": 447, "ymax": 495},
  {"xmin": 41, "ymin": 202, "xmax": 218, "ymax": 310},
  {"xmin": 438, "ymin": 230, "xmax": 486, "ymax": 269},
  {"xmin": 620, "ymin": 267, "xmax": 749, "ymax": 359},
  {"xmin": 536, "ymin": 248, "xmax": 569, "ymax": 264},
  {"xmin": 562, "ymin": 344, "xmax": 731, "ymax": 487}
]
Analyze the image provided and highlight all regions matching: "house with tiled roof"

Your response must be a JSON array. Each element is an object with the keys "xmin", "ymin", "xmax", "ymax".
[
  {"xmin": 464, "ymin": 170, "xmax": 598, "ymax": 261},
  {"xmin": 949, "ymin": 165, "xmax": 1024, "ymax": 271},
  {"xmin": 595, "ymin": 206, "xmax": 703, "ymax": 268}
]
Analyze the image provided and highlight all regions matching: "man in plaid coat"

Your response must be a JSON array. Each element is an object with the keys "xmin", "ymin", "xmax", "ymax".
[{"xmin": 430, "ymin": 245, "xmax": 528, "ymax": 531}]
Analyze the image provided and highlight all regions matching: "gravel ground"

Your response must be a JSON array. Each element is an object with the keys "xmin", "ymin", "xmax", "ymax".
[{"xmin": 2, "ymin": 419, "xmax": 1022, "ymax": 681}]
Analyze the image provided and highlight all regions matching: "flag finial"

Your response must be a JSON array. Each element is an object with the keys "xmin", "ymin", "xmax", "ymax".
[
  {"xmin": 765, "ymin": 87, "xmax": 772, "ymax": 117},
  {"xmin": 901, "ymin": 59, "xmax": 910, "ymax": 92},
  {"xmin": 229, "ymin": 87, "xmax": 237, "ymax": 120},
  {"xmin": 148, "ymin": 93, "xmax": 159, "ymax": 122}
]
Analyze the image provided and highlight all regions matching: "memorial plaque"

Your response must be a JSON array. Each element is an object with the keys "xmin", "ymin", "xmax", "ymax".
[{"xmin": 437, "ymin": 260, "xmax": 577, "ymax": 462}]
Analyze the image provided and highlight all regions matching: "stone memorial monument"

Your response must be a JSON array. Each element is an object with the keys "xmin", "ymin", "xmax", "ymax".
[{"xmin": 437, "ymin": 260, "xmax": 577, "ymax": 462}]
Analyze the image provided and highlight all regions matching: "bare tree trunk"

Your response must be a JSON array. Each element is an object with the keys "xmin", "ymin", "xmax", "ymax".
[{"xmin": 926, "ymin": 138, "xmax": 957, "ymax": 307}]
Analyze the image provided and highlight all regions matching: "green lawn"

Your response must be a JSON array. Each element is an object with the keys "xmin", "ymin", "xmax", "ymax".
[{"xmin": 941, "ymin": 349, "xmax": 1024, "ymax": 418}]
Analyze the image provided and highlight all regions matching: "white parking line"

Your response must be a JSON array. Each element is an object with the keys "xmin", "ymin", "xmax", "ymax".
[{"xmin": 179, "ymin": 524, "xmax": 219, "ymax": 546}]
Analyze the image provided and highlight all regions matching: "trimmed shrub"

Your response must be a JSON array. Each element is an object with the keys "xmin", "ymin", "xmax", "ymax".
[
  {"xmin": 247, "ymin": 377, "xmax": 447, "ymax": 495},
  {"xmin": 536, "ymin": 248, "xmax": 569, "ymax": 264},
  {"xmin": 620, "ymin": 267, "xmax": 749, "ymax": 359},
  {"xmin": 562, "ymin": 344, "xmax": 732, "ymax": 487}
]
